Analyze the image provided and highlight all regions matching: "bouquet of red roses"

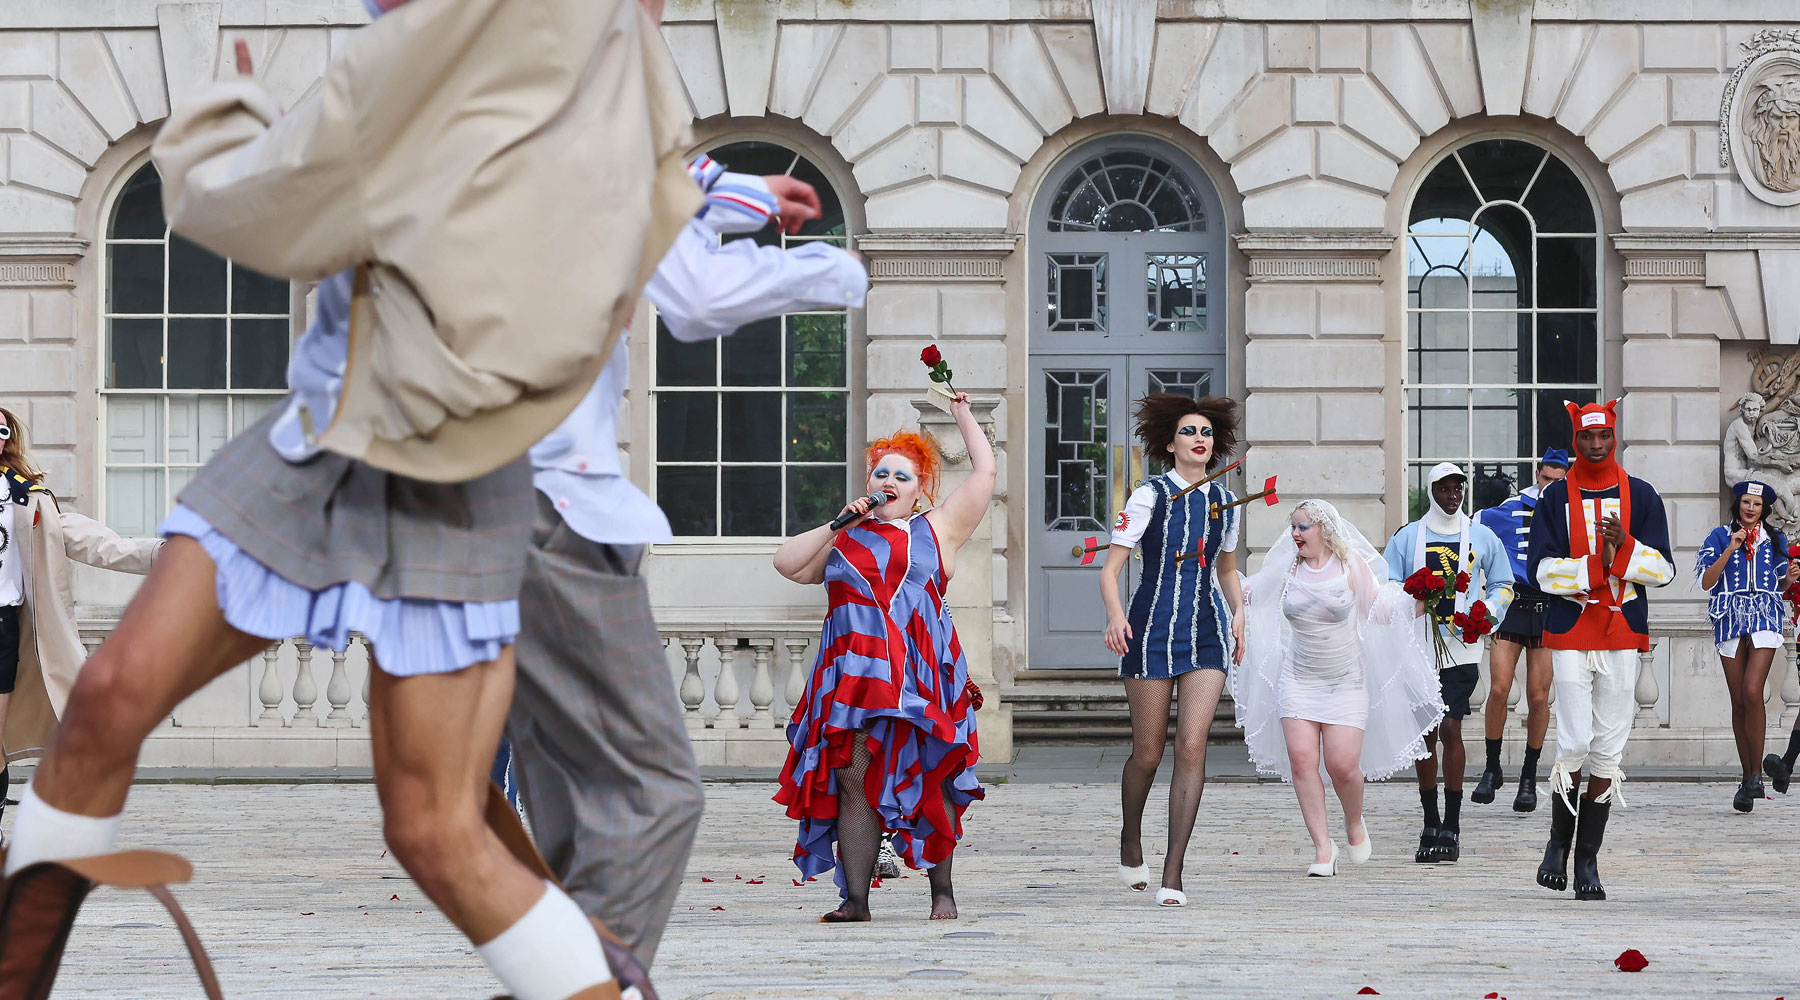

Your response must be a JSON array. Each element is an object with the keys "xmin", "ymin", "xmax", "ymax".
[
  {"xmin": 1402, "ymin": 566, "xmax": 1488, "ymax": 665},
  {"xmin": 1453, "ymin": 601, "xmax": 1499, "ymax": 645}
]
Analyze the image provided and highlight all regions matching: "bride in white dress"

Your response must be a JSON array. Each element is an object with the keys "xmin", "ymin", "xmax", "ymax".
[{"xmin": 1235, "ymin": 500, "xmax": 1444, "ymax": 876}]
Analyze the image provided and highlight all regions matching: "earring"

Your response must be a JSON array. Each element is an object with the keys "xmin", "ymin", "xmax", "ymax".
[{"xmin": 914, "ymin": 499, "xmax": 924, "ymax": 513}]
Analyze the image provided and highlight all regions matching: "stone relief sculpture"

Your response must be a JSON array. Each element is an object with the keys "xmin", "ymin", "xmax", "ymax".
[
  {"xmin": 1721, "ymin": 29, "xmax": 1800, "ymax": 207},
  {"xmin": 1725, "ymin": 351, "xmax": 1800, "ymax": 532}
]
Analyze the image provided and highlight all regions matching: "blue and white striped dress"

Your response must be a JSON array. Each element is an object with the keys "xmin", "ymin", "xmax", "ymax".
[
  {"xmin": 1696, "ymin": 523, "xmax": 1790, "ymax": 651},
  {"xmin": 1115, "ymin": 474, "xmax": 1238, "ymax": 679}
]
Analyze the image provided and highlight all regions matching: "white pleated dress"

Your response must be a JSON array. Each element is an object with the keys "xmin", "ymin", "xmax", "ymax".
[{"xmin": 1278, "ymin": 557, "xmax": 1369, "ymax": 729}]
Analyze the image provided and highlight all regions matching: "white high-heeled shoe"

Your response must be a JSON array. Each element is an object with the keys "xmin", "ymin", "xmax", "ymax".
[
  {"xmin": 1154, "ymin": 887, "xmax": 1187, "ymax": 906},
  {"xmin": 1307, "ymin": 840, "xmax": 1340, "ymax": 877},
  {"xmin": 1346, "ymin": 829, "xmax": 1372, "ymax": 864},
  {"xmin": 1117, "ymin": 863, "xmax": 1150, "ymax": 892}
]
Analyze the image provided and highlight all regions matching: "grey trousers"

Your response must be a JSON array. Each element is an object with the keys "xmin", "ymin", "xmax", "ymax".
[{"xmin": 507, "ymin": 496, "xmax": 704, "ymax": 964}]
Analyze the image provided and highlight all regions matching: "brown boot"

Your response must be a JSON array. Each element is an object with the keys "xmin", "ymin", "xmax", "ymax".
[{"xmin": 0, "ymin": 854, "xmax": 96, "ymax": 1000}]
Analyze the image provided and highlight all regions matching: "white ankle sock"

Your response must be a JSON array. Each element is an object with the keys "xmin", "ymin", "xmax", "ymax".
[
  {"xmin": 4, "ymin": 781, "xmax": 123, "ymax": 877},
  {"xmin": 476, "ymin": 881, "xmax": 614, "ymax": 1000}
]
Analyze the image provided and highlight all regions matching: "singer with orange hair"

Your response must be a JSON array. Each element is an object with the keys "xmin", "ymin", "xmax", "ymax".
[{"xmin": 772, "ymin": 392, "xmax": 995, "ymax": 923}]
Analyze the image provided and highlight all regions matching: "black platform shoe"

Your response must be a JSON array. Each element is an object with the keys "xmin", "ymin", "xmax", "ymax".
[
  {"xmin": 1471, "ymin": 766, "xmax": 1503, "ymax": 804},
  {"xmin": 1432, "ymin": 828, "xmax": 1460, "ymax": 863},
  {"xmin": 1764, "ymin": 754, "xmax": 1791, "ymax": 795},
  {"xmin": 1572, "ymin": 796, "xmax": 1611, "ymax": 901},
  {"xmin": 1415, "ymin": 826, "xmax": 1438, "ymax": 864},
  {"xmin": 1733, "ymin": 779, "xmax": 1756, "ymax": 813},
  {"xmin": 1535, "ymin": 797, "xmax": 1576, "ymax": 892},
  {"xmin": 1512, "ymin": 773, "xmax": 1538, "ymax": 812}
]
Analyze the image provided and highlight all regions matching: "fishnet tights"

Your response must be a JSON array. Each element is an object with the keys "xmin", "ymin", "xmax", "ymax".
[
  {"xmin": 830, "ymin": 731, "xmax": 960, "ymax": 918},
  {"xmin": 1120, "ymin": 670, "xmax": 1225, "ymax": 892}
]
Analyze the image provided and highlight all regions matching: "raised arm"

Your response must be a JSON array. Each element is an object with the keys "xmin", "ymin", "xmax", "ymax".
[
  {"xmin": 1696, "ymin": 525, "xmax": 1738, "ymax": 592},
  {"xmin": 923, "ymin": 394, "xmax": 996, "ymax": 553}
]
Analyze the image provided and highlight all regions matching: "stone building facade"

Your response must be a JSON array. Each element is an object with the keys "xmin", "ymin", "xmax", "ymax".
[{"xmin": 4, "ymin": 0, "xmax": 1800, "ymax": 767}]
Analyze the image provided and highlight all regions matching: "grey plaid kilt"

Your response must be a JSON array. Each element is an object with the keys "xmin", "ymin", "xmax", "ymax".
[{"xmin": 177, "ymin": 407, "xmax": 535, "ymax": 603}]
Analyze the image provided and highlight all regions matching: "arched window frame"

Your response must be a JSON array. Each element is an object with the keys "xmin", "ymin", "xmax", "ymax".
[
  {"xmin": 644, "ymin": 133, "xmax": 864, "ymax": 541},
  {"xmin": 1400, "ymin": 136, "xmax": 1608, "ymax": 519},
  {"xmin": 95, "ymin": 154, "xmax": 297, "ymax": 536}
]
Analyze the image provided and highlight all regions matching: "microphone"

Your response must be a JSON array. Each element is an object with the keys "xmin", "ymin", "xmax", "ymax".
[{"xmin": 830, "ymin": 487, "xmax": 898, "ymax": 530}]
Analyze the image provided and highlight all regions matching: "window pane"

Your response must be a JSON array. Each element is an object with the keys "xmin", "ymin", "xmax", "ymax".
[
  {"xmin": 1410, "ymin": 312, "xmax": 1469, "ymax": 384},
  {"xmin": 657, "ymin": 392, "xmax": 716, "ymax": 461},
  {"xmin": 1407, "ymin": 236, "xmax": 1468, "ymax": 310},
  {"xmin": 655, "ymin": 316, "xmax": 715, "ymax": 386},
  {"xmin": 787, "ymin": 314, "xmax": 845, "ymax": 387},
  {"xmin": 234, "ymin": 394, "xmax": 284, "ymax": 431},
  {"xmin": 787, "ymin": 391, "xmax": 845, "ymax": 462},
  {"xmin": 1406, "ymin": 463, "xmax": 1434, "ymax": 521},
  {"xmin": 721, "ymin": 392, "xmax": 780, "ymax": 462},
  {"xmin": 1536, "ymin": 237, "xmax": 1598, "ymax": 309},
  {"xmin": 1470, "ymin": 206, "xmax": 1532, "ymax": 308},
  {"xmin": 705, "ymin": 140, "xmax": 845, "ymax": 239},
  {"xmin": 1471, "ymin": 311, "xmax": 1527, "ymax": 383},
  {"xmin": 786, "ymin": 465, "xmax": 847, "ymax": 535},
  {"xmin": 721, "ymin": 466, "xmax": 781, "ymax": 535},
  {"xmin": 108, "ymin": 243, "xmax": 163, "ymax": 314},
  {"xmin": 1472, "ymin": 387, "xmax": 1526, "ymax": 458},
  {"xmin": 1536, "ymin": 313, "xmax": 1598, "ymax": 384},
  {"xmin": 106, "ymin": 396, "xmax": 164, "ymax": 463},
  {"xmin": 1522, "ymin": 154, "xmax": 1596, "ymax": 233},
  {"xmin": 1048, "ymin": 253, "xmax": 1107, "ymax": 332},
  {"xmin": 722, "ymin": 316, "xmax": 781, "ymax": 386},
  {"xmin": 167, "ymin": 235, "xmax": 227, "ymax": 314},
  {"xmin": 1407, "ymin": 388, "xmax": 1468, "ymax": 458},
  {"xmin": 110, "ymin": 166, "xmax": 165, "ymax": 239},
  {"xmin": 657, "ymin": 466, "xmax": 716, "ymax": 536},
  {"xmin": 230, "ymin": 318, "xmax": 289, "ymax": 389},
  {"xmin": 167, "ymin": 317, "xmax": 227, "ymax": 389},
  {"xmin": 105, "ymin": 467, "xmax": 165, "ymax": 538},
  {"xmin": 108, "ymin": 318, "xmax": 162, "ymax": 389},
  {"xmin": 1409, "ymin": 159, "xmax": 1480, "ymax": 230},
  {"xmin": 231, "ymin": 264, "xmax": 290, "ymax": 315},
  {"xmin": 1457, "ymin": 140, "xmax": 1545, "ymax": 205},
  {"xmin": 1146, "ymin": 254, "xmax": 1205, "ymax": 332},
  {"xmin": 1042, "ymin": 369, "xmax": 1111, "ymax": 531},
  {"xmin": 166, "ymin": 395, "xmax": 232, "ymax": 466}
]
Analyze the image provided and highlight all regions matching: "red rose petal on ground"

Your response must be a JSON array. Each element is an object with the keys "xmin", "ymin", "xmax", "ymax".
[
  {"xmin": 734, "ymin": 875, "xmax": 742, "ymax": 880},
  {"xmin": 1356, "ymin": 989, "xmax": 1380, "ymax": 995},
  {"xmin": 700, "ymin": 877, "xmax": 714, "ymax": 882},
  {"xmin": 300, "ymin": 912, "xmax": 314, "ymax": 916},
  {"xmin": 1614, "ymin": 949, "xmax": 1649, "ymax": 972},
  {"xmin": 389, "ymin": 894, "xmax": 399, "ymax": 901},
  {"xmin": 710, "ymin": 906, "xmax": 725, "ymax": 911},
  {"xmin": 1485, "ymin": 994, "xmax": 1500, "ymax": 998},
  {"xmin": 746, "ymin": 879, "xmax": 764, "ymax": 885}
]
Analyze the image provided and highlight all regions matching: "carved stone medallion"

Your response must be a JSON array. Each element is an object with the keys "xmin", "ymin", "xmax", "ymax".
[{"xmin": 1722, "ymin": 29, "xmax": 1800, "ymax": 207}]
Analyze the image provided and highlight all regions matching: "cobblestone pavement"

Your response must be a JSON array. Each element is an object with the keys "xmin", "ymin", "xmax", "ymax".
[{"xmin": 11, "ymin": 780, "xmax": 1796, "ymax": 999}]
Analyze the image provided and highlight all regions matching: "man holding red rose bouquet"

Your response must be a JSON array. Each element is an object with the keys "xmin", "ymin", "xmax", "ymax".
[{"xmin": 1385, "ymin": 463, "xmax": 1514, "ymax": 865}]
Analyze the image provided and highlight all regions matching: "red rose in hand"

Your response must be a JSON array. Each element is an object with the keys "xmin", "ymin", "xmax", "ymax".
[
  {"xmin": 1469, "ymin": 600, "xmax": 1488, "ymax": 620},
  {"xmin": 1452, "ymin": 611, "xmax": 1472, "ymax": 630},
  {"xmin": 1613, "ymin": 949, "xmax": 1648, "ymax": 973},
  {"xmin": 920, "ymin": 345, "xmax": 943, "ymax": 367},
  {"xmin": 1455, "ymin": 571, "xmax": 1471, "ymax": 593}
]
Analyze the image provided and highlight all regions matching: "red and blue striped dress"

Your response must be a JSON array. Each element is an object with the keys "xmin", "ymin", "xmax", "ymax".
[{"xmin": 775, "ymin": 514, "xmax": 984, "ymax": 889}]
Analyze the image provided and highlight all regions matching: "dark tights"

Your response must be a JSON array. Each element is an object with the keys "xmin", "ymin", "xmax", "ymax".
[
  {"xmin": 824, "ymin": 732, "xmax": 959, "ymax": 921},
  {"xmin": 1119, "ymin": 669, "xmax": 1227, "ymax": 894}
]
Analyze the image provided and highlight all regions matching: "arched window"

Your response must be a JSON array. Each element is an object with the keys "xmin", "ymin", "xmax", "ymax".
[
  {"xmin": 102, "ymin": 162, "xmax": 292, "ymax": 535},
  {"xmin": 1404, "ymin": 138, "xmax": 1602, "ymax": 517},
  {"xmin": 651, "ymin": 140, "xmax": 852, "ymax": 537}
]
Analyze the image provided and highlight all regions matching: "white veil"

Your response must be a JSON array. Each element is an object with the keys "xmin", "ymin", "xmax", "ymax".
[{"xmin": 1232, "ymin": 499, "xmax": 1446, "ymax": 783}]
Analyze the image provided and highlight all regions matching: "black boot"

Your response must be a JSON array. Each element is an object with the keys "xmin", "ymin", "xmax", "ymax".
[
  {"xmin": 1733, "ymin": 779, "xmax": 1756, "ymax": 813},
  {"xmin": 1572, "ymin": 796, "xmax": 1611, "ymax": 901},
  {"xmin": 1415, "ymin": 826, "xmax": 1438, "ymax": 864},
  {"xmin": 1512, "ymin": 772, "xmax": 1538, "ymax": 812},
  {"xmin": 1535, "ymin": 796, "xmax": 1576, "ymax": 891},
  {"xmin": 1765, "ymin": 754, "xmax": 1792, "ymax": 795},
  {"xmin": 1471, "ymin": 766, "xmax": 1502, "ymax": 804}
]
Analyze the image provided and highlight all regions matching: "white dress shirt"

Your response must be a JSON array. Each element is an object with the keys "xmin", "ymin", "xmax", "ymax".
[{"xmin": 530, "ymin": 179, "xmax": 869, "ymax": 546}]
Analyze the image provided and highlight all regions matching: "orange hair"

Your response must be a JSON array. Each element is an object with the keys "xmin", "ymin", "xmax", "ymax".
[{"xmin": 865, "ymin": 430, "xmax": 942, "ymax": 504}]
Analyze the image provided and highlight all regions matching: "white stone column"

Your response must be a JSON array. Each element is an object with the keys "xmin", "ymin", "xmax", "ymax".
[{"xmin": 1235, "ymin": 233, "xmax": 1395, "ymax": 551}]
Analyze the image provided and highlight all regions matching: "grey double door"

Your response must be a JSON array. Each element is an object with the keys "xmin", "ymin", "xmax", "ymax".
[{"xmin": 1026, "ymin": 139, "xmax": 1228, "ymax": 671}]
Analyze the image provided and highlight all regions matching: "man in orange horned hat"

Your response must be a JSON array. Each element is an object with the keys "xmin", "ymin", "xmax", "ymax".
[{"xmin": 1525, "ymin": 399, "xmax": 1674, "ymax": 902}]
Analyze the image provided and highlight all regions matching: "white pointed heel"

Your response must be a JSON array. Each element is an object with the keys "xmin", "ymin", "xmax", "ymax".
[
  {"xmin": 1346, "ymin": 831, "xmax": 1372, "ymax": 864},
  {"xmin": 1154, "ymin": 887, "xmax": 1187, "ymax": 906},
  {"xmin": 1307, "ymin": 840, "xmax": 1340, "ymax": 877},
  {"xmin": 1117, "ymin": 864, "xmax": 1150, "ymax": 892}
]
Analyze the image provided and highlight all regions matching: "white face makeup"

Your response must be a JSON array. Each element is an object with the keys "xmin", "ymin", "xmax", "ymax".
[
  {"xmin": 1290, "ymin": 510, "xmax": 1321, "ymax": 556},
  {"xmin": 1167, "ymin": 413, "xmax": 1215, "ymax": 470},
  {"xmin": 868, "ymin": 453, "xmax": 921, "ymax": 516}
]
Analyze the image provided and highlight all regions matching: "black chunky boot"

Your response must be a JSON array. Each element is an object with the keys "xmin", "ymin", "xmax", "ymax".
[
  {"xmin": 1733, "ymin": 779, "xmax": 1755, "ymax": 813},
  {"xmin": 1572, "ymin": 796, "xmax": 1611, "ymax": 901},
  {"xmin": 1512, "ymin": 772, "xmax": 1538, "ymax": 812},
  {"xmin": 1415, "ymin": 826, "xmax": 1438, "ymax": 864},
  {"xmin": 1535, "ymin": 796, "xmax": 1576, "ymax": 891},
  {"xmin": 1471, "ymin": 766, "xmax": 1502, "ymax": 804},
  {"xmin": 1765, "ymin": 754, "xmax": 1791, "ymax": 795}
]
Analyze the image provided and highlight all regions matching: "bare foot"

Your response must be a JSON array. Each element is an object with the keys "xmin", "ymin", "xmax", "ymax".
[
  {"xmin": 820, "ymin": 903, "xmax": 871, "ymax": 923},
  {"xmin": 929, "ymin": 896, "xmax": 958, "ymax": 920}
]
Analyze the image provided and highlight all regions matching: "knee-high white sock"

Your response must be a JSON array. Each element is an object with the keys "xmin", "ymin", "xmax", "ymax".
[
  {"xmin": 476, "ymin": 881, "xmax": 614, "ymax": 1000},
  {"xmin": 4, "ymin": 781, "xmax": 123, "ymax": 877}
]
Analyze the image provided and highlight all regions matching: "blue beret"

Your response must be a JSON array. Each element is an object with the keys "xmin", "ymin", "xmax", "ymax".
[
  {"xmin": 1733, "ymin": 480, "xmax": 1776, "ymax": 501},
  {"xmin": 1538, "ymin": 447, "xmax": 1570, "ymax": 469}
]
